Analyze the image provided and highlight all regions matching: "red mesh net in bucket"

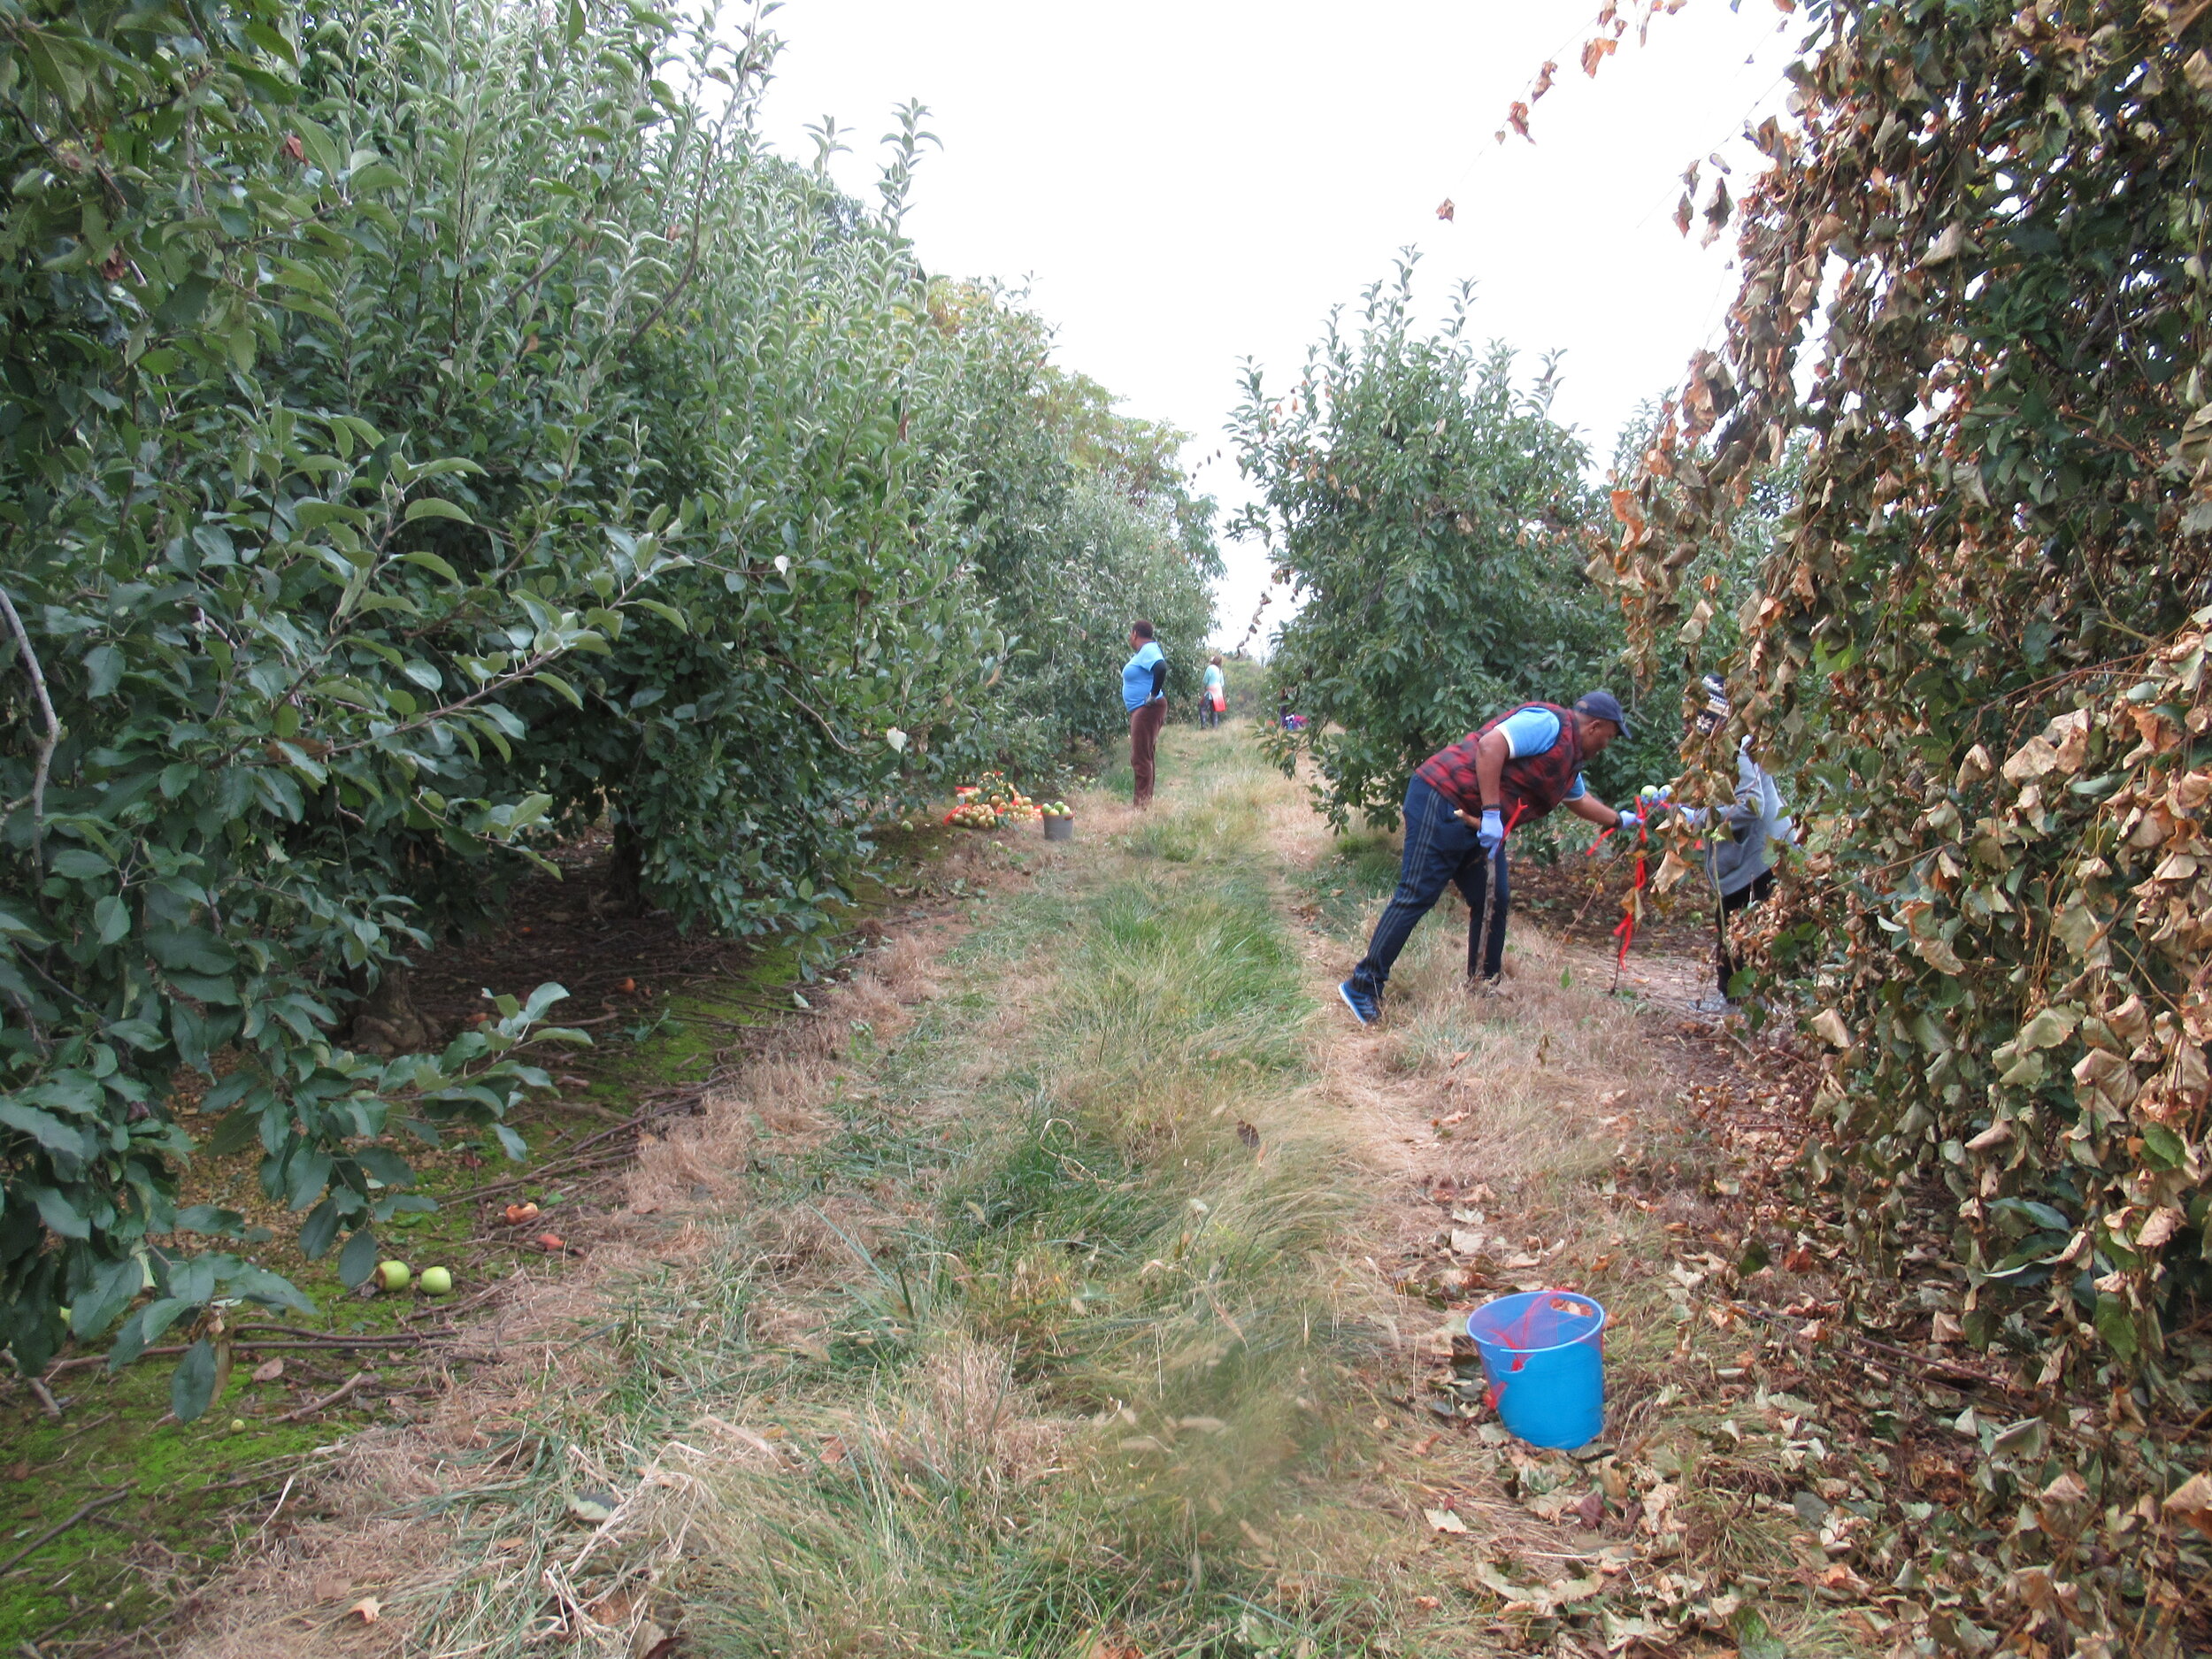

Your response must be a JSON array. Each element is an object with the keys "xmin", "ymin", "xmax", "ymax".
[{"xmin": 1470, "ymin": 1292, "xmax": 1603, "ymax": 1361}]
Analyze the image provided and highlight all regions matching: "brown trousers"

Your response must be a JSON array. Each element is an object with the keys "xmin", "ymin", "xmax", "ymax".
[{"xmin": 1129, "ymin": 699, "xmax": 1167, "ymax": 807}]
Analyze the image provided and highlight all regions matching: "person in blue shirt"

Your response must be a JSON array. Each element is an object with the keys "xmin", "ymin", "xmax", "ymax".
[
  {"xmin": 1201, "ymin": 656, "xmax": 1226, "ymax": 729},
  {"xmin": 1122, "ymin": 620, "xmax": 1168, "ymax": 807}
]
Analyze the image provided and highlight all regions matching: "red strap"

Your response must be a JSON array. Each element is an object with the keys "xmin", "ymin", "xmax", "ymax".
[{"xmin": 1613, "ymin": 816, "xmax": 1650, "ymax": 970}]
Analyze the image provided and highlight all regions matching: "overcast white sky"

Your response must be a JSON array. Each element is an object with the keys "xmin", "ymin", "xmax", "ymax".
[{"xmin": 752, "ymin": 0, "xmax": 1805, "ymax": 651}]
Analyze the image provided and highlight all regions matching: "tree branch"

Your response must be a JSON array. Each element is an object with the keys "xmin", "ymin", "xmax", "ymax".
[
  {"xmin": 762, "ymin": 659, "xmax": 859, "ymax": 754},
  {"xmin": 0, "ymin": 583, "xmax": 62, "ymax": 878}
]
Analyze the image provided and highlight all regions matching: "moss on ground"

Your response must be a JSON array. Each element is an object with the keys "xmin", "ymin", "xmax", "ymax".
[{"xmin": 0, "ymin": 828, "xmax": 979, "ymax": 1649}]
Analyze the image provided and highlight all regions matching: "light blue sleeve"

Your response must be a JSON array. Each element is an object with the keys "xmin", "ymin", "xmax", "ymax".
[
  {"xmin": 1566, "ymin": 772, "xmax": 1586, "ymax": 802},
  {"xmin": 1496, "ymin": 707, "xmax": 1563, "ymax": 758}
]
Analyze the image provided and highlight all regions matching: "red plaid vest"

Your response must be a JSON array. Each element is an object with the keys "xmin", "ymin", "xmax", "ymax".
[{"xmin": 1415, "ymin": 703, "xmax": 1586, "ymax": 820}]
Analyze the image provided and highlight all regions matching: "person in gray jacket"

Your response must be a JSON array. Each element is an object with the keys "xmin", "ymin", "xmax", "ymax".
[{"xmin": 1675, "ymin": 675, "xmax": 1791, "ymax": 1011}]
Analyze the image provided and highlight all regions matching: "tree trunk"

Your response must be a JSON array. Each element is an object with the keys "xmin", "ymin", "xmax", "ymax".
[
  {"xmin": 347, "ymin": 965, "xmax": 435, "ymax": 1056},
  {"xmin": 603, "ymin": 817, "xmax": 649, "ymax": 918}
]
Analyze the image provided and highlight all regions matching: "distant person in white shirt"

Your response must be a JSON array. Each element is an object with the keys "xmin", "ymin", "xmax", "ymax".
[{"xmin": 1201, "ymin": 656, "xmax": 1226, "ymax": 728}]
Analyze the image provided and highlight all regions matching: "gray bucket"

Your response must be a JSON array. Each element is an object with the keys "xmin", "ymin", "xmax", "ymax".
[{"xmin": 1043, "ymin": 816, "xmax": 1074, "ymax": 842}]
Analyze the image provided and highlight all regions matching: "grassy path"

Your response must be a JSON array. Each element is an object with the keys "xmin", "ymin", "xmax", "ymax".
[{"xmin": 182, "ymin": 726, "xmax": 1878, "ymax": 1658}]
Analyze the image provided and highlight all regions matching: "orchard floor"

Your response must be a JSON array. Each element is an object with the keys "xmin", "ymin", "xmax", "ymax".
[{"xmin": 20, "ymin": 723, "xmax": 2168, "ymax": 1658}]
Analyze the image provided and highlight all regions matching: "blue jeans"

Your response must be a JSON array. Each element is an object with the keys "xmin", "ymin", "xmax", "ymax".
[{"xmin": 1348, "ymin": 777, "xmax": 1509, "ymax": 998}]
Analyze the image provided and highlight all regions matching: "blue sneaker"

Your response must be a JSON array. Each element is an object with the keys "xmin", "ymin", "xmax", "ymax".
[{"xmin": 1339, "ymin": 979, "xmax": 1380, "ymax": 1025}]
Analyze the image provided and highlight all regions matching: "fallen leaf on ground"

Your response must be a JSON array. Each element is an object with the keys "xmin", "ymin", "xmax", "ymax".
[
  {"xmin": 1425, "ymin": 1508, "xmax": 1470, "ymax": 1534},
  {"xmin": 567, "ymin": 1491, "xmax": 616, "ymax": 1525},
  {"xmin": 348, "ymin": 1597, "xmax": 380, "ymax": 1624},
  {"xmin": 251, "ymin": 1357, "xmax": 285, "ymax": 1383}
]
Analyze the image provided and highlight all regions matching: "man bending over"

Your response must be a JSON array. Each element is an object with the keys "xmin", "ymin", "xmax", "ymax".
[{"xmin": 1338, "ymin": 690, "xmax": 1641, "ymax": 1025}]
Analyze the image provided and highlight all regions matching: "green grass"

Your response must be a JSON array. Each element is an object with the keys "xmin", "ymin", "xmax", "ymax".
[
  {"xmin": 1297, "ymin": 827, "xmax": 1402, "ymax": 935},
  {"xmin": 388, "ymin": 731, "xmax": 1426, "ymax": 1658}
]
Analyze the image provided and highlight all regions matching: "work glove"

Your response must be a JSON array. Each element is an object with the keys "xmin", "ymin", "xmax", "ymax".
[
  {"xmin": 1616, "ymin": 808, "xmax": 1645, "ymax": 834},
  {"xmin": 1477, "ymin": 807, "xmax": 1505, "ymax": 851}
]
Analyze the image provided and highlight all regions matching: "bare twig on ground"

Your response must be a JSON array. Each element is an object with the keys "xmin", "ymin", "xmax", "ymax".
[
  {"xmin": 41, "ymin": 1330, "xmax": 446, "ymax": 1379},
  {"xmin": 448, "ymin": 1087, "xmax": 712, "ymax": 1204},
  {"xmin": 0, "ymin": 1486, "xmax": 132, "ymax": 1578},
  {"xmin": 272, "ymin": 1372, "xmax": 369, "ymax": 1423}
]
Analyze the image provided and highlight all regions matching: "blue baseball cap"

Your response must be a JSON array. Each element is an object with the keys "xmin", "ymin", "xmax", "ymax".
[{"xmin": 1574, "ymin": 690, "xmax": 1630, "ymax": 737}]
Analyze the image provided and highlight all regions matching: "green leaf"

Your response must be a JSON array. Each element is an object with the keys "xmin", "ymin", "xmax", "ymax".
[
  {"xmin": 285, "ymin": 1147, "xmax": 334, "ymax": 1211},
  {"xmin": 153, "ymin": 273, "xmax": 215, "ymax": 327},
  {"xmin": 354, "ymin": 1147, "xmax": 416, "ymax": 1187},
  {"xmin": 173, "ymin": 1205, "xmax": 244, "ymax": 1236},
  {"xmin": 32, "ymin": 1186, "xmax": 91, "ymax": 1240},
  {"xmin": 206, "ymin": 1108, "xmax": 263, "ymax": 1157},
  {"xmin": 1990, "ymin": 1196, "xmax": 2072, "ymax": 1232},
  {"xmin": 2093, "ymin": 1291, "xmax": 2139, "ymax": 1361},
  {"xmin": 401, "ymin": 550, "xmax": 462, "ymax": 584},
  {"xmin": 2141, "ymin": 1122, "xmax": 2185, "ymax": 1170},
  {"xmin": 404, "ymin": 497, "xmax": 473, "ymax": 526},
  {"xmin": 336, "ymin": 1227, "xmax": 380, "ymax": 1289},
  {"xmin": 50, "ymin": 849, "xmax": 111, "ymax": 880},
  {"xmin": 535, "ymin": 670, "xmax": 583, "ymax": 709},
  {"xmin": 170, "ymin": 1336, "xmax": 219, "ymax": 1422},
  {"xmin": 348, "ymin": 160, "xmax": 409, "ymax": 194},
  {"xmin": 242, "ymin": 19, "xmax": 297, "ymax": 64},
  {"xmin": 93, "ymin": 894, "xmax": 130, "ymax": 945},
  {"xmin": 108, "ymin": 1296, "xmax": 190, "ymax": 1369},
  {"xmin": 70, "ymin": 1255, "xmax": 145, "ymax": 1342},
  {"xmin": 0, "ymin": 1104, "xmax": 96, "ymax": 1158},
  {"xmin": 83, "ymin": 644, "xmax": 124, "ymax": 697},
  {"xmin": 220, "ymin": 1263, "xmax": 314, "ymax": 1315},
  {"xmin": 297, "ymin": 1196, "xmax": 342, "ymax": 1260}
]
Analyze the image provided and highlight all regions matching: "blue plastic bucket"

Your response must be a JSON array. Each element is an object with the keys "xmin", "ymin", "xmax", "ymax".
[{"xmin": 1465, "ymin": 1289, "xmax": 1608, "ymax": 1449}]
